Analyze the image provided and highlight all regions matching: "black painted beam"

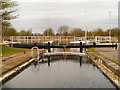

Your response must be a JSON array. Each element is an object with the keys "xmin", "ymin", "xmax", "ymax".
[{"xmin": 13, "ymin": 44, "xmax": 117, "ymax": 49}]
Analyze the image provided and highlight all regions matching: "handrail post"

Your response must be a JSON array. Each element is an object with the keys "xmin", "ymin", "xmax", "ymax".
[
  {"xmin": 48, "ymin": 42, "xmax": 51, "ymax": 52},
  {"xmin": 31, "ymin": 46, "xmax": 39, "ymax": 60},
  {"xmin": 80, "ymin": 42, "xmax": 83, "ymax": 53}
]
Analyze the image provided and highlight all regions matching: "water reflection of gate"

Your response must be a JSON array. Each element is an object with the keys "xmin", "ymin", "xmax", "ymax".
[
  {"xmin": 31, "ymin": 63, "xmax": 40, "ymax": 73},
  {"xmin": 31, "ymin": 55, "xmax": 92, "ymax": 72},
  {"xmin": 42, "ymin": 55, "xmax": 83, "ymax": 67}
]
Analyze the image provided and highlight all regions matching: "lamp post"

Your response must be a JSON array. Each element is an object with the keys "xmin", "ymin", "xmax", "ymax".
[
  {"xmin": 85, "ymin": 26, "xmax": 87, "ymax": 41},
  {"xmin": 47, "ymin": 17, "xmax": 50, "ymax": 36},
  {"xmin": 109, "ymin": 11, "xmax": 112, "ymax": 42},
  {"xmin": 84, "ymin": 8, "xmax": 87, "ymax": 41}
]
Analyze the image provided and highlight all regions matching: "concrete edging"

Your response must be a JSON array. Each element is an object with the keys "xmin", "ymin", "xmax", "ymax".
[
  {"xmin": 43, "ymin": 52, "xmax": 86, "ymax": 56},
  {"xmin": 0, "ymin": 58, "xmax": 36, "ymax": 84},
  {"xmin": 86, "ymin": 52, "xmax": 120, "ymax": 89}
]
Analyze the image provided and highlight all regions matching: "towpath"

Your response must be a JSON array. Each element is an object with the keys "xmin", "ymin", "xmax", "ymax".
[{"xmin": 0, "ymin": 50, "xmax": 44, "ymax": 76}]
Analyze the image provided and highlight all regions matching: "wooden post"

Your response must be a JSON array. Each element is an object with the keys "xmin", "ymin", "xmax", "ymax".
[
  {"xmin": 48, "ymin": 42, "xmax": 51, "ymax": 52},
  {"xmin": 80, "ymin": 42, "xmax": 83, "ymax": 53}
]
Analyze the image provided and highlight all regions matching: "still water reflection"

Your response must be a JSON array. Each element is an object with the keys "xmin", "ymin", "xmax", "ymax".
[
  {"xmin": 52, "ymin": 48, "xmax": 80, "ymax": 52},
  {"xmin": 3, "ymin": 55, "xmax": 116, "ymax": 88}
]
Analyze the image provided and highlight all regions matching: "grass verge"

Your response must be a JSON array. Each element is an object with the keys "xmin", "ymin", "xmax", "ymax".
[
  {"xmin": 89, "ymin": 48, "xmax": 120, "ymax": 66},
  {"xmin": 1, "ymin": 45, "xmax": 31, "ymax": 57}
]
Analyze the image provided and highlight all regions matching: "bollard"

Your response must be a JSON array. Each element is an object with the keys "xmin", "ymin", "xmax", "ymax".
[
  {"xmin": 24, "ymin": 51, "xmax": 26, "ymax": 54},
  {"xmin": 48, "ymin": 42, "xmax": 50, "ymax": 52},
  {"xmin": 80, "ymin": 42, "xmax": 83, "ymax": 53}
]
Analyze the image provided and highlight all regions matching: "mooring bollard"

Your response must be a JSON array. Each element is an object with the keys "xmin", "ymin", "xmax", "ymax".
[
  {"xmin": 48, "ymin": 42, "xmax": 51, "ymax": 52},
  {"xmin": 80, "ymin": 42, "xmax": 83, "ymax": 53},
  {"xmin": 24, "ymin": 51, "xmax": 26, "ymax": 54}
]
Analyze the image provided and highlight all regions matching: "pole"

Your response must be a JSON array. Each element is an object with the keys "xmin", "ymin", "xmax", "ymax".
[
  {"xmin": 12, "ymin": 36, "xmax": 13, "ymax": 47},
  {"xmin": 80, "ymin": 56, "xmax": 82, "ymax": 66},
  {"xmin": 48, "ymin": 56, "xmax": 50, "ymax": 66},
  {"xmin": 48, "ymin": 42, "xmax": 51, "ymax": 52},
  {"xmin": 84, "ymin": 8, "xmax": 87, "ymax": 41},
  {"xmin": 27, "ymin": 36, "xmax": 28, "ymax": 44},
  {"xmin": 48, "ymin": 17, "xmax": 49, "ymax": 36},
  {"xmin": 80, "ymin": 42, "xmax": 83, "ymax": 53},
  {"xmin": 85, "ymin": 26, "xmax": 87, "ymax": 41},
  {"xmin": 109, "ymin": 11, "xmax": 111, "ymax": 42}
]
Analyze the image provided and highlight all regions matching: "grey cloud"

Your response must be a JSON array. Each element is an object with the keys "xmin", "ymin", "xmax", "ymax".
[{"xmin": 11, "ymin": 1, "xmax": 118, "ymax": 32}]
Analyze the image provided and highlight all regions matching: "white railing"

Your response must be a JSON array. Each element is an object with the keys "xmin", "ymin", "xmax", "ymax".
[{"xmin": 10, "ymin": 36, "xmax": 76, "ymax": 44}]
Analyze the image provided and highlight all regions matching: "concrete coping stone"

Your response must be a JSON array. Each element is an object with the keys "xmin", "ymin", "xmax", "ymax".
[{"xmin": 43, "ymin": 52, "xmax": 86, "ymax": 56}]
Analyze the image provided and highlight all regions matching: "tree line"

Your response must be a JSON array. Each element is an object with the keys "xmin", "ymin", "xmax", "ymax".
[
  {"xmin": 4, "ymin": 26, "xmax": 119, "ymax": 37},
  {"xmin": 34, "ymin": 27, "xmax": 119, "ymax": 37}
]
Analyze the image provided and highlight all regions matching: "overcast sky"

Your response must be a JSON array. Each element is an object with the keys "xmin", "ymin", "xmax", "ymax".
[{"xmin": 11, "ymin": 0, "xmax": 119, "ymax": 33}]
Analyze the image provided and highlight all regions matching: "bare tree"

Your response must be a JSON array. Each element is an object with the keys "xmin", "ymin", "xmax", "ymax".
[
  {"xmin": 70, "ymin": 28, "xmax": 84, "ymax": 37},
  {"xmin": 57, "ymin": 25, "xmax": 69, "ymax": 36},
  {"xmin": 43, "ymin": 28, "xmax": 54, "ymax": 36}
]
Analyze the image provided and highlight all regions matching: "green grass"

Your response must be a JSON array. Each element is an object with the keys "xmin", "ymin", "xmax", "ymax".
[
  {"xmin": 1, "ymin": 45, "xmax": 31, "ymax": 57},
  {"xmin": 91, "ymin": 54, "xmax": 98, "ymax": 59},
  {"xmin": 5, "ymin": 62, "xmax": 15, "ymax": 66},
  {"xmin": 89, "ymin": 48, "xmax": 120, "ymax": 66}
]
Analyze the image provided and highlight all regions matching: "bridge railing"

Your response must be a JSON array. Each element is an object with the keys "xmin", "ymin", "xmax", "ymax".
[{"xmin": 10, "ymin": 36, "xmax": 76, "ymax": 44}]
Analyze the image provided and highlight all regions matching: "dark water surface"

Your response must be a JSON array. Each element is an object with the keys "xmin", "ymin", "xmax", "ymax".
[{"xmin": 3, "ymin": 55, "xmax": 116, "ymax": 88}]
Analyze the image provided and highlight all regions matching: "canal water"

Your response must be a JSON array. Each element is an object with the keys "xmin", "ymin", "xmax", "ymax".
[{"xmin": 3, "ymin": 54, "xmax": 116, "ymax": 88}]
